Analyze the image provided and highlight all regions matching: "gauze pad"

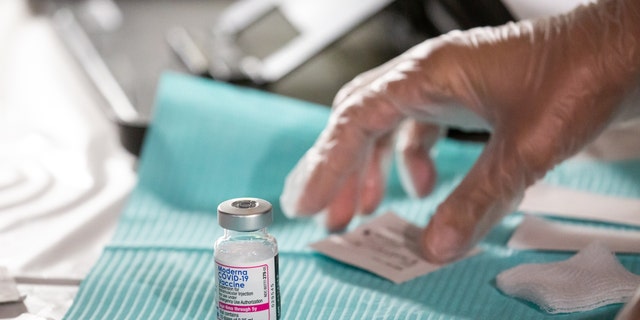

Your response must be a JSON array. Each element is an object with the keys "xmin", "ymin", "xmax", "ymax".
[{"xmin": 496, "ymin": 242, "xmax": 640, "ymax": 314}]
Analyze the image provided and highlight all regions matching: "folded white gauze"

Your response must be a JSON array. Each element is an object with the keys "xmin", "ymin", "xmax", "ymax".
[{"xmin": 496, "ymin": 242, "xmax": 640, "ymax": 314}]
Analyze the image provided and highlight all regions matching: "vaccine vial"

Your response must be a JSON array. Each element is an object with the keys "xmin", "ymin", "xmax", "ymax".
[{"xmin": 215, "ymin": 198, "xmax": 280, "ymax": 320}]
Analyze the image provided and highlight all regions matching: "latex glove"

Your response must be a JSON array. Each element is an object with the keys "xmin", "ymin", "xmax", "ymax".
[
  {"xmin": 281, "ymin": 0, "xmax": 640, "ymax": 263},
  {"xmin": 617, "ymin": 284, "xmax": 640, "ymax": 320}
]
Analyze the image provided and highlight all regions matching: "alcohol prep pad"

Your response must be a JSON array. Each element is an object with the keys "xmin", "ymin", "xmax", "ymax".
[{"xmin": 310, "ymin": 212, "xmax": 478, "ymax": 284}]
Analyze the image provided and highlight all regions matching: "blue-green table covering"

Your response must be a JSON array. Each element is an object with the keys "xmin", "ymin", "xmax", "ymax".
[{"xmin": 64, "ymin": 72, "xmax": 640, "ymax": 319}]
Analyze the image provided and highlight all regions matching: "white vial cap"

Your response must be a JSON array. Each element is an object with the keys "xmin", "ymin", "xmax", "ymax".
[{"xmin": 217, "ymin": 198, "xmax": 273, "ymax": 231}]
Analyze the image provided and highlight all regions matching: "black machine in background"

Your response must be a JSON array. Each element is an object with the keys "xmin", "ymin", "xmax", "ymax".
[{"xmin": 31, "ymin": 0, "xmax": 514, "ymax": 155}]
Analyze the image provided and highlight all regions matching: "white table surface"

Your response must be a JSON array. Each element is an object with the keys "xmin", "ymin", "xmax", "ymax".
[{"xmin": 0, "ymin": 1, "xmax": 136, "ymax": 319}]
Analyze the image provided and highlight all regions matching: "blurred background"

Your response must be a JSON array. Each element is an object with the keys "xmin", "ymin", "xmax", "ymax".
[{"xmin": 29, "ymin": 0, "xmax": 517, "ymax": 155}]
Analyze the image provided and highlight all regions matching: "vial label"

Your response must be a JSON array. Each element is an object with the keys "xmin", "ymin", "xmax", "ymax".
[{"xmin": 216, "ymin": 255, "xmax": 280, "ymax": 320}]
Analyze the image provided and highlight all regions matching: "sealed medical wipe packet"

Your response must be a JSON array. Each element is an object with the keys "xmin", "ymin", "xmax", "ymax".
[{"xmin": 310, "ymin": 212, "xmax": 477, "ymax": 284}]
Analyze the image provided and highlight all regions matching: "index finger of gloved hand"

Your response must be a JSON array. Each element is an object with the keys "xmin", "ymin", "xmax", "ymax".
[{"xmin": 280, "ymin": 94, "xmax": 405, "ymax": 217}]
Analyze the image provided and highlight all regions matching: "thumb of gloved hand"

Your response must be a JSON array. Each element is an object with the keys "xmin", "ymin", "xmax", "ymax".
[{"xmin": 281, "ymin": 0, "xmax": 640, "ymax": 263}]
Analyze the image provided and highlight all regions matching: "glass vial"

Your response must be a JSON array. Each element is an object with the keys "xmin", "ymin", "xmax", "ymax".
[{"xmin": 214, "ymin": 198, "xmax": 280, "ymax": 320}]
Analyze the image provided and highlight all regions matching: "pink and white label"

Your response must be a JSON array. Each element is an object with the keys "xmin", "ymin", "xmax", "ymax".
[
  {"xmin": 218, "ymin": 302, "xmax": 271, "ymax": 313},
  {"xmin": 215, "ymin": 256, "xmax": 280, "ymax": 320}
]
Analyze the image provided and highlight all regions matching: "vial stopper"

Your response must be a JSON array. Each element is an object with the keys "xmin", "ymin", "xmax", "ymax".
[{"xmin": 217, "ymin": 198, "xmax": 273, "ymax": 231}]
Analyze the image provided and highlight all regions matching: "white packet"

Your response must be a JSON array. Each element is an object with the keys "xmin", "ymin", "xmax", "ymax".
[{"xmin": 310, "ymin": 212, "xmax": 477, "ymax": 284}]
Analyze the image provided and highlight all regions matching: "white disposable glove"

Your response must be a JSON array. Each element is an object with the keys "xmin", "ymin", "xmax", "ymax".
[{"xmin": 281, "ymin": 0, "xmax": 640, "ymax": 263}]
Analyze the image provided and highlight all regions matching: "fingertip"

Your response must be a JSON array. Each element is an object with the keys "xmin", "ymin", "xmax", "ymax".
[
  {"xmin": 360, "ymin": 191, "xmax": 381, "ymax": 215},
  {"xmin": 420, "ymin": 210, "xmax": 472, "ymax": 263},
  {"xmin": 421, "ymin": 226, "xmax": 466, "ymax": 264},
  {"xmin": 280, "ymin": 150, "xmax": 344, "ymax": 216},
  {"xmin": 326, "ymin": 218, "xmax": 350, "ymax": 232},
  {"xmin": 395, "ymin": 121, "xmax": 441, "ymax": 198},
  {"xmin": 280, "ymin": 173, "xmax": 303, "ymax": 218},
  {"xmin": 325, "ymin": 194, "xmax": 358, "ymax": 231},
  {"xmin": 280, "ymin": 167, "xmax": 307, "ymax": 218},
  {"xmin": 325, "ymin": 206, "xmax": 354, "ymax": 232},
  {"xmin": 401, "ymin": 155, "xmax": 437, "ymax": 198},
  {"xmin": 279, "ymin": 195, "xmax": 300, "ymax": 219},
  {"xmin": 325, "ymin": 173, "xmax": 360, "ymax": 231},
  {"xmin": 416, "ymin": 158, "xmax": 437, "ymax": 197},
  {"xmin": 360, "ymin": 163, "xmax": 386, "ymax": 215}
]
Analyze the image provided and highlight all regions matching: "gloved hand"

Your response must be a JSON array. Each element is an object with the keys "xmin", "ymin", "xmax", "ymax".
[{"xmin": 281, "ymin": 0, "xmax": 640, "ymax": 263}]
